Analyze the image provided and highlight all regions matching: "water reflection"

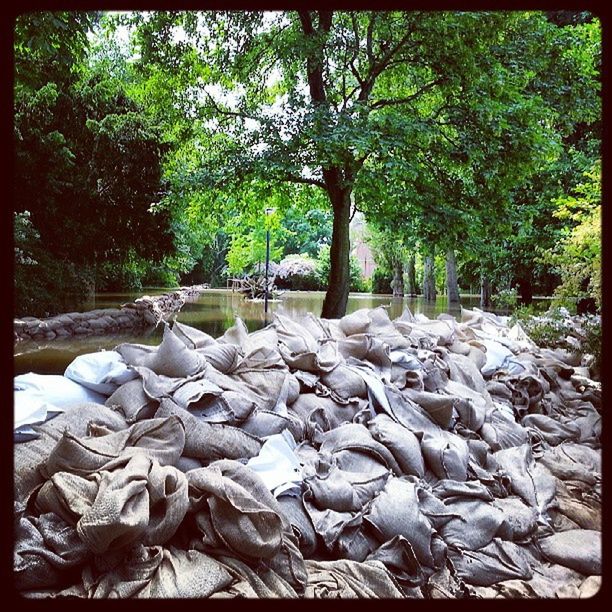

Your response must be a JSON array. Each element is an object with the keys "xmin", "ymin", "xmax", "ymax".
[{"xmin": 13, "ymin": 289, "xmax": 488, "ymax": 375}]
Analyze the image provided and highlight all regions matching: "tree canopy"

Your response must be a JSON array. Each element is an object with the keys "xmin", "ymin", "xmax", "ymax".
[{"xmin": 13, "ymin": 10, "xmax": 601, "ymax": 318}]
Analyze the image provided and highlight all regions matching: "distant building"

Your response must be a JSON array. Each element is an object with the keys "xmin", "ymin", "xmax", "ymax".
[{"xmin": 350, "ymin": 212, "xmax": 376, "ymax": 279}]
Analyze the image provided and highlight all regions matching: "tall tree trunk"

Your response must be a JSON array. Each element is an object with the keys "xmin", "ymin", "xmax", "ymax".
[
  {"xmin": 423, "ymin": 249, "xmax": 437, "ymax": 301},
  {"xmin": 406, "ymin": 253, "xmax": 417, "ymax": 296},
  {"xmin": 321, "ymin": 185, "xmax": 351, "ymax": 318},
  {"xmin": 480, "ymin": 274, "xmax": 492, "ymax": 309},
  {"xmin": 445, "ymin": 249, "xmax": 460, "ymax": 303},
  {"xmin": 391, "ymin": 257, "xmax": 404, "ymax": 297}
]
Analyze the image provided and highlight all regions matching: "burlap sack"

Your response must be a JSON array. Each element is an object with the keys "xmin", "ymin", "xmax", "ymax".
[
  {"xmin": 421, "ymin": 431, "xmax": 470, "ymax": 482},
  {"xmin": 491, "ymin": 495, "xmax": 539, "ymax": 541},
  {"xmin": 14, "ymin": 506, "xmax": 90, "ymax": 590},
  {"xmin": 42, "ymin": 416, "xmax": 185, "ymax": 478},
  {"xmin": 365, "ymin": 535, "xmax": 424, "ymax": 588},
  {"xmin": 196, "ymin": 343, "xmax": 242, "ymax": 373},
  {"xmin": 116, "ymin": 324, "xmax": 206, "ymax": 378},
  {"xmin": 364, "ymin": 477, "xmax": 438, "ymax": 569},
  {"xmin": 172, "ymin": 320, "xmax": 217, "ymax": 349},
  {"xmin": 538, "ymin": 443, "xmax": 601, "ymax": 484},
  {"xmin": 74, "ymin": 544, "xmax": 234, "ymax": 598},
  {"xmin": 105, "ymin": 379, "xmax": 158, "ymax": 423},
  {"xmin": 367, "ymin": 414, "xmax": 425, "ymax": 478},
  {"xmin": 492, "ymin": 444, "xmax": 557, "ymax": 517},
  {"xmin": 448, "ymin": 538, "xmax": 533, "ymax": 586},
  {"xmin": 35, "ymin": 454, "xmax": 189, "ymax": 555},
  {"xmin": 538, "ymin": 529, "xmax": 601, "ymax": 575},
  {"xmin": 155, "ymin": 398, "xmax": 262, "ymax": 461},
  {"xmin": 320, "ymin": 364, "xmax": 368, "ymax": 400},
  {"xmin": 14, "ymin": 403, "xmax": 128, "ymax": 503},
  {"xmin": 303, "ymin": 558, "xmax": 405, "ymax": 598},
  {"xmin": 303, "ymin": 454, "xmax": 390, "ymax": 513},
  {"xmin": 319, "ymin": 423, "xmax": 402, "ymax": 475},
  {"xmin": 438, "ymin": 499, "xmax": 505, "ymax": 551}
]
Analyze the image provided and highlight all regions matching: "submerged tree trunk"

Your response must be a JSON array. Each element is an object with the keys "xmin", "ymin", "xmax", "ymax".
[
  {"xmin": 445, "ymin": 249, "xmax": 460, "ymax": 304},
  {"xmin": 321, "ymin": 183, "xmax": 351, "ymax": 318},
  {"xmin": 406, "ymin": 254, "xmax": 417, "ymax": 296},
  {"xmin": 516, "ymin": 276, "xmax": 533, "ymax": 305},
  {"xmin": 480, "ymin": 274, "xmax": 492, "ymax": 309},
  {"xmin": 423, "ymin": 250, "xmax": 437, "ymax": 301},
  {"xmin": 390, "ymin": 257, "xmax": 404, "ymax": 297}
]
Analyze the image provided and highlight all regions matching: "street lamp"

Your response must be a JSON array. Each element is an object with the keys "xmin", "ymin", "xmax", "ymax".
[{"xmin": 264, "ymin": 207, "xmax": 275, "ymax": 323}]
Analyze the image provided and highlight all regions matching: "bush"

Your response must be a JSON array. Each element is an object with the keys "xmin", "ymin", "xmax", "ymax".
[
  {"xmin": 492, "ymin": 287, "xmax": 519, "ymax": 310},
  {"xmin": 510, "ymin": 306, "xmax": 601, "ymax": 377},
  {"xmin": 14, "ymin": 211, "xmax": 92, "ymax": 317},
  {"xmin": 371, "ymin": 268, "xmax": 393, "ymax": 294}
]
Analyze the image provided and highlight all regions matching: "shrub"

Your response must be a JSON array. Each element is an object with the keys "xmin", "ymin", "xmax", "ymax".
[
  {"xmin": 492, "ymin": 287, "xmax": 519, "ymax": 310},
  {"xmin": 371, "ymin": 268, "xmax": 392, "ymax": 294}
]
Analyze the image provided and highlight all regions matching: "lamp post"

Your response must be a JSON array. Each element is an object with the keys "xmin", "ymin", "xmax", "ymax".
[{"xmin": 264, "ymin": 207, "xmax": 274, "ymax": 323}]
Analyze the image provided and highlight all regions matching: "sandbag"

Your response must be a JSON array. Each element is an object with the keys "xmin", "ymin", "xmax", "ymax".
[
  {"xmin": 67, "ymin": 544, "xmax": 234, "ymax": 598},
  {"xmin": 14, "ymin": 403, "xmax": 128, "ymax": 503},
  {"xmin": 105, "ymin": 379, "xmax": 158, "ymax": 423},
  {"xmin": 438, "ymin": 499, "xmax": 505, "ymax": 550},
  {"xmin": 367, "ymin": 413, "xmax": 425, "ymax": 478},
  {"xmin": 492, "ymin": 496, "xmax": 538, "ymax": 541},
  {"xmin": 42, "ymin": 416, "xmax": 185, "ymax": 478},
  {"xmin": 116, "ymin": 324, "xmax": 205, "ymax": 378},
  {"xmin": 303, "ymin": 454, "xmax": 389, "ymax": 513},
  {"xmin": 64, "ymin": 350, "xmax": 137, "ymax": 395},
  {"xmin": 173, "ymin": 320, "xmax": 217, "ymax": 349},
  {"xmin": 449, "ymin": 539, "xmax": 533, "ymax": 586},
  {"xmin": 303, "ymin": 558, "xmax": 405, "ymax": 598},
  {"xmin": 538, "ymin": 529, "xmax": 601, "ymax": 575},
  {"xmin": 318, "ymin": 423, "xmax": 402, "ymax": 475},
  {"xmin": 421, "ymin": 431, "xmax": 470, "ymax": 482},
  {"xmin": 155, "ymin": 398, "xmax": 262, "ymax": 461},
  {"xmin": 35, "ymin": 454, "xmax": 189, "ymax": 555},
  {"xmin": 492, "ymin": 444, "xmax": 557, "ymax": 517},
  {"xmin": 364, "ymin": 477, "xmax": 439, "ymax": 568},
  {"xmin": 14, "ymin": 506, "xmax": 91, "ymax": 590}
]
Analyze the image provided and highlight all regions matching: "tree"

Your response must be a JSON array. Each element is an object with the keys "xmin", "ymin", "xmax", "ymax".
[
  {"xmin": 124, "ymin": 10, "xmax": 590, "ymax": 317},
  {"xmin": 14, "ymin": 11, "xmax": 176, "ymax": 306}
]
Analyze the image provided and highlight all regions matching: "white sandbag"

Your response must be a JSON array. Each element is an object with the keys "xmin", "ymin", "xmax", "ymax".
[
  {"xmin": 64, "ymin": 350, "xmax": 138, "ymax": 395},
  {"xmin": 246, "ymin": 430, "xmax": 302, "ymax": 497},
  {"xmin": 15, "ymin": 373, "xmax": 106, "ymax": 410}
]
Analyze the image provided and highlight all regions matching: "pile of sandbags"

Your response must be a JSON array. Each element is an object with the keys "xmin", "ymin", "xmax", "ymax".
[
  {"xmin": 14, "ymin": 306, "xmax": 601, "ymax": 599},
  {"xmin": 14, "ymin": 286, "xmax": 208, "ymax": 343}
]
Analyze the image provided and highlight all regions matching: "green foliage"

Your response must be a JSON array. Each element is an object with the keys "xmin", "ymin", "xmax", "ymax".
[
  {"xmin": 315, "ymin": 245, "xmax": 367, "ymax": 292},
  {"xmin": 14, "ymin": 13, "xmax": 177, "ymax": 312},
  {"xmin": 492, "ymin": 288, "xmax": 519, "ymax": 310},
  {"xmin": 14, "ymin": 212, "xmax": 92, "ymax": 317},
  {"xmin": 371, "ymin": 268, "xmax": 393, "ymax": 294},
  {"xmin": 544, "ymin": 161, "xmax": 601, "ymax": 309},
  {"xmin": 510, "ymin": 306, "xmax": 575, "ymax": 350}
]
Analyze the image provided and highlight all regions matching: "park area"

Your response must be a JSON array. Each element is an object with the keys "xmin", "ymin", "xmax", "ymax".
[{"xmin": 13, "ymin": 10, "xmax": 601, "ymax": 600}]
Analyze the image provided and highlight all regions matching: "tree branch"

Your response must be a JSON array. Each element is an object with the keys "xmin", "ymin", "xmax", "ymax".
[
  {"xmin": 284, "ymin": 173, "xmax": 326, "ymax": 189},
  {"xmin": 202, "ymin": 90, "xmax": 261, "ymax": 123},
  {"xmin": 369, "ymin": 77, "xmax": 445, "ymax": 110},
  {"xmin": 358, "ymin": 22, "xmax": 417, "ymax": 103}
]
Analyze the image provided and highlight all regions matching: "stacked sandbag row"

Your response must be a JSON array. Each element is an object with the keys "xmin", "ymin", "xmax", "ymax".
[
  {"xmin": 13, "ymin": 285, "xmax": 208, "ymax": 343},
  {"xmin": 13, "ymin": 306, "xmax": 601, "ymax": 599}
]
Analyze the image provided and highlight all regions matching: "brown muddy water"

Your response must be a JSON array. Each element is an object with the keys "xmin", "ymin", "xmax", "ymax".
[{"xmin": 14, "ymin": 289, "xmax": 545, "ymax": 376}]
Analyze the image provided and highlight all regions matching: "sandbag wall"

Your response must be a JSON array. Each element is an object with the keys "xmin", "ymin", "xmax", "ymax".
[
  {"xmin": 14, "ymin": 306, "xmax": 601, "ymax": 599},
  {"xmin": 13, "ymin": 285, "xmax": 208, "ymax": 343}
]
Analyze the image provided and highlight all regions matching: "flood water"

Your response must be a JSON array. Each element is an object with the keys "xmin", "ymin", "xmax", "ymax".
[{"xmin": 14, "ymin": 289, "xmax": 543, "ymax": 376}]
